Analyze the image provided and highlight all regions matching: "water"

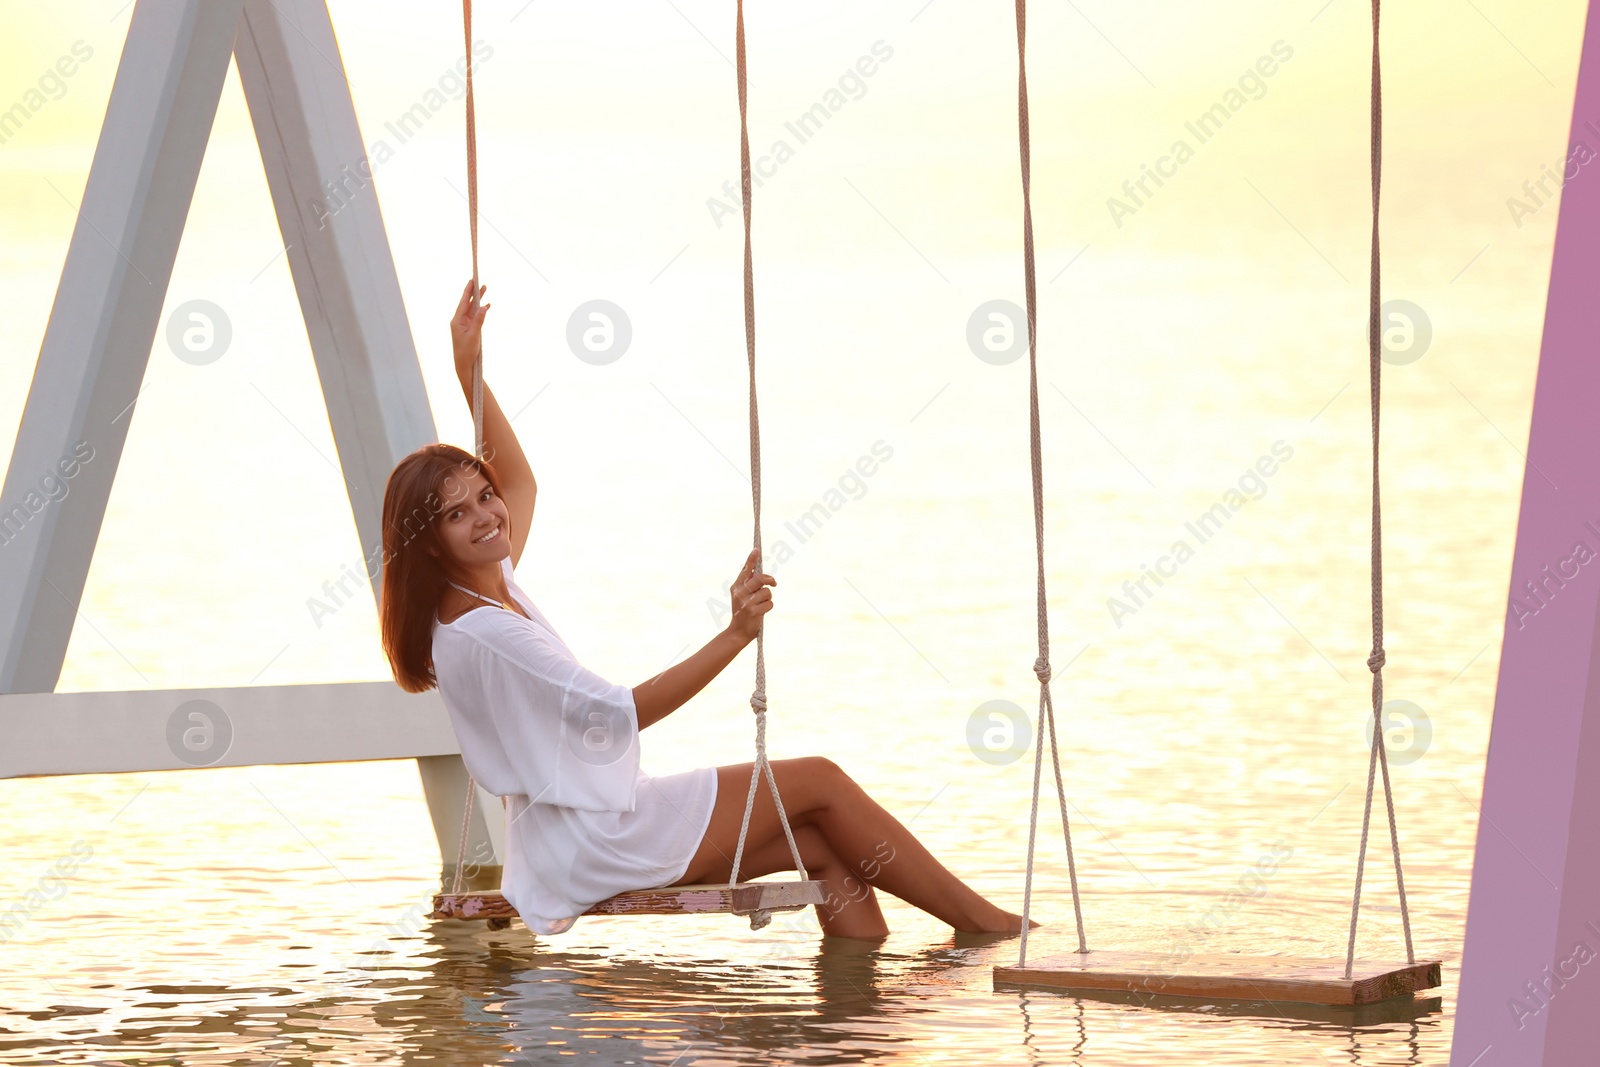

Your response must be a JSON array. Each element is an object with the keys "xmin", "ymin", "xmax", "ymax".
[
  {"xmin": 1, "ymin": 0, "xmax": 1586, "ymax": 1063},
  {"xmin": 1, "ymin": 754, "xmax": 1449, "ymax": 1065}
]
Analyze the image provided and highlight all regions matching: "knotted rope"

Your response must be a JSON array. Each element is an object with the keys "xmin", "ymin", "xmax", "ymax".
[
  {"xmin": 450, "ymin": 767, "xmax": 478, "ymax": 899},
  {"xmin": 725, "ymin": 0, "xmax": 809, "ymax": 930},
  {"xmin": 1343, "ymin": 0, "xmax": 1414, "ymax": 981},
  {"xmin": 1015, "ymin": 0, "xmax": 1087, "ymax": 968}
]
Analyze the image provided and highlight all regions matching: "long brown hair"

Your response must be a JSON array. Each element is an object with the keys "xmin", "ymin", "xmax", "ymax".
[{"xmin": 379, "ymin": 443, "xmax": 505, "ymax": 692}]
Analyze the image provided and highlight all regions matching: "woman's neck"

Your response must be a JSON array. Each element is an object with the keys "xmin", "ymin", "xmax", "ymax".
[
  {"xmin": 449, "ymin": 562, "xmax": 507, "ymax": 599},
  {"xmin": 437, "ymin": 562, "xmax": 517, "ymax": 623}
]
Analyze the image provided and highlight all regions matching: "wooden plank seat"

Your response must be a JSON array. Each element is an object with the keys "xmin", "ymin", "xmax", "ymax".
[
  {"xmin": 993, "ymin": 950, "xmax": 1442, "ymax": 1007},
  {"xmin": 432, "ymin": 880, "xmax": 827, "ymax": 930}
]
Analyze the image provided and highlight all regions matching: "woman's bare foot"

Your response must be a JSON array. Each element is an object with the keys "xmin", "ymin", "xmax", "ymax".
[{"xmin": 953, "ymin": 907, "xmax": 1042, "ymax": 935}]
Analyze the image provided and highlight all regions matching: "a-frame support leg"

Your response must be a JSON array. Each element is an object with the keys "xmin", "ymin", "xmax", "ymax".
[
  {"xmin": 0, "ymin": 0, "xmax": 499, "ymax": 887},
  {"xmin": 0, "ymin": 0, "xmax": 244, "ymax": 695}
]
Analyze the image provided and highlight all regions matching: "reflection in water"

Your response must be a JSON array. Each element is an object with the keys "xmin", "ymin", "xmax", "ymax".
[
  {"xmin": 999, "ymin": 983, "xmax": 1441, "ymax": 1028},
  {"xmin": 0, "ymin": 888, "xmax": 1453, "ymax": 1066},
  {"xmin": 3, "ymin": 911, "xmax": 1442, "ymax": 1067},
  {"xmin": 362, "ymin": 922, "xmax": 1003, "ymax": 1066},
  {"xmin": 1017, "ymin": 989, "xmax": 1085, "ymax": 1067},
  {"xmin": 1004, "ymin": 982, "xmax": 1437, "ymax": 1067}
]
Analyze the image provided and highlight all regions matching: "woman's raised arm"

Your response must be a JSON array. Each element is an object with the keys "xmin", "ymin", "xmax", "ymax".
[{"xmin": 451, "ymin": 280, "xmax": 536, "ymax": 566}]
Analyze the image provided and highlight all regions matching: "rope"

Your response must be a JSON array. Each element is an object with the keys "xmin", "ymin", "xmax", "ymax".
[
  {"xmin": 1343, "ymin": 0, "xmax": 1414, "ymax": 981},
  {"xmin": 464, "ymin": 0, "xmax": 484, "ymax": 457},
  {"xmin": 726, "ymin": 0, "xmax": 808, "ymax": 929},
  {"xmin": 451, "ymin": 773, "xmax": 477, "ymax": 897},
  {"xmin": 1014, "ymin": 0, "xmax": 1086, "ymax": 968},
  {"xmin": 450, "ymin": 0, "xmax": 483, "ymax": 902}
]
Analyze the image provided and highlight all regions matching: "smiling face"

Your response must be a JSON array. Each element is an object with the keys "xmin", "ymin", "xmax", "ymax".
[{"xmin": 430, "ymin": 466, "xmax": 512, "ymax": 573}]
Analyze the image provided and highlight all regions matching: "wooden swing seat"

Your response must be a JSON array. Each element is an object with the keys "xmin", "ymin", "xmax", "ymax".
[
  {"xmin": 993, "ymin": 950, "xmax": 1441, "ymax": 1006},
  {"xmin": 431, "ymin": 879, "xmax": 827, "ymax": 929}
]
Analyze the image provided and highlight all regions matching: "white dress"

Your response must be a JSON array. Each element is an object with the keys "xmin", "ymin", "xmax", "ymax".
[{"xmin": 430, "ymin": 558, "xmax": 718, "ymax": 934}]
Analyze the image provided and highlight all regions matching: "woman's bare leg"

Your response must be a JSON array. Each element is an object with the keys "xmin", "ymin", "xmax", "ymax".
[
  {"xmin": 676, "ymin": 757, "xmax": 1028, "ymax": 934},
  {"xmin": 730, "ymin": 823, "xmax": 889, "ymax": 938}
]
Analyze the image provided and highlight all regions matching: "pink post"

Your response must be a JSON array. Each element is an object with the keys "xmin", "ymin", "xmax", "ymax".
[{"xmin": 1450, "ymin": 4, "xmax": 1600, "ymax": 1064}]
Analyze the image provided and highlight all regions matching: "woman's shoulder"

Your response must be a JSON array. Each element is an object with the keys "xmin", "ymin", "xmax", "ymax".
[
  {"xmin": 500, "ymin": 558, "xmax": 562, "ymax": 636},
  {"xmin": 436, "ymin": 603, "xmax": 536, "ymax": 645},
  {"xmin": 433, "ymin": 603, "xmax": 568, "ymax": 678}
]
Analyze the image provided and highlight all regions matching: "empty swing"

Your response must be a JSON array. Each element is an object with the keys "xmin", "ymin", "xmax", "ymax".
[
  {"xmin": 990, "ymin": 0, "xmax": 1441, "ymax": 1006},
  {"xmin": 430, "ymin": 0, "xmax": 824, "ymax": 932}
]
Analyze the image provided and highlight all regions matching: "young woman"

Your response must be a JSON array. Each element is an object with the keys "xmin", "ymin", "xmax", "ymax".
[{"xmin": 380, "ymin": 281, "xmax": 1032, "ymax": 939}]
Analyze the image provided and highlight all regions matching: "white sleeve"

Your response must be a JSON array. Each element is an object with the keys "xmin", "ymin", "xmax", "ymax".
[{"xmin": 438, "ymin": 617, "xmax": 640, "ymax": 812}]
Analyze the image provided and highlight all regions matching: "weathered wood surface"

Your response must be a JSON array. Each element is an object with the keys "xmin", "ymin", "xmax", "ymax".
[
  {"xmin": 431, "ymin": 880, "xmax": 826, "ymax": 922},
  {"xmin": 994, "ymin": 951, "xmax": 1442, "ymax": 1006}
]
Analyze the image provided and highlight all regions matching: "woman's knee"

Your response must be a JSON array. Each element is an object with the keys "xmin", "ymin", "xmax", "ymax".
[
  {"xmin": 790, "ymin": 755, "xmax": 855, "ymax": 795},
  {"xmin": 773, "ymin": 755, "xmax": 853, "ymax": 815},
  {"xmin": 801, "ymin": 754, "xmax": 853, "ymax": 782}
]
